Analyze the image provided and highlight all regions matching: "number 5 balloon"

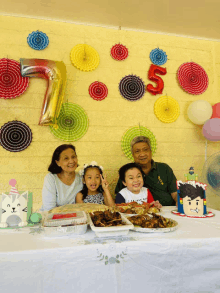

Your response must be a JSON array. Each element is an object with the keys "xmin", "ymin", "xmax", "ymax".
[
  {"xmin": 146, "ymin": 64, "xmax": 167, "ymax": 95},
  {"xmin": 20, "ymin": 58, "xmax": 66, "ymax": 127}
]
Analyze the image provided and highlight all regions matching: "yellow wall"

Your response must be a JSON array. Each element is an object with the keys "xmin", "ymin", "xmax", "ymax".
[{"xmin": 0, "ymin": 15, "xmax": 220, "ymax": 211}]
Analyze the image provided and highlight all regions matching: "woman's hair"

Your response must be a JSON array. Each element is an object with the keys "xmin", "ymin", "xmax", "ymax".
[
  {"xmin": 80, "ymin": 165, "xmax": 103, "ymax": 200},
  {"xmin": 48, "ymin": 144, "xmax": 76, "ymax": 174},
  {"xmin": 119, "ymin": 162, "xmax": 144, "ymax": 182}
]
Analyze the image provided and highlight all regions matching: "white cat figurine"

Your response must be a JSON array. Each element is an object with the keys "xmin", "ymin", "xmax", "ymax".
[{"xmin": 0, "ymin": 179, "xmax": 29, "ymax": 228}]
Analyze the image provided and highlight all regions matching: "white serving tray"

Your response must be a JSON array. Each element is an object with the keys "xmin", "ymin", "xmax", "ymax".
[
  {"xmin": 44, "ymin": 211, "xmax": 87, "ymax": 227},
  {"xmin": 43, "ymin": 223, "xmax": 88, "ymax": 237},
  {"xmin": 88, "ymin": 213, "xmax": 134, "ymax": 238}
]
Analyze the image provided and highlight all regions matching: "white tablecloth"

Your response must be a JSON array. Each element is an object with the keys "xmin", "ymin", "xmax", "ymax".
[{"xmin": 1, "ymin": 207, "xmax": 220, "ymax": 293}]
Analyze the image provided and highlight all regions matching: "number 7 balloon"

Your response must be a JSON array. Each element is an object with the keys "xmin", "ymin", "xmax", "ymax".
[{"xmin": 20, "ymin": 58, "xmax": 67, "ymax": 127}]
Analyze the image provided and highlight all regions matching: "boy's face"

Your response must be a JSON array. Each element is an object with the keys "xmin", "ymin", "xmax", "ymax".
[
  {"xmin": 123, "ymin": 168, "xmax": 144, "ymax": 194},
  {"xmin": 182, "ymin": 196, "xmax": 204, "ymax": 216}
]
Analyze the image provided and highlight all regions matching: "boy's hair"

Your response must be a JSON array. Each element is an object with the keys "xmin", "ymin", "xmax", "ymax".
[
  {"xmin": 80, "ymin": 166, "xmax": 103, "ymax": 200},
  {"xmin": 119, "ymin": 163, "xmax": 144, "ymax": 182},
  {"xmin": 179, "ymin": 183, "xmax": 205, "ymax": 200}
]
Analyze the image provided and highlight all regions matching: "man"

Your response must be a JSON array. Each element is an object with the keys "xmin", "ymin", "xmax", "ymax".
[{"xmin": 115, "ymin": 136, "xmax": 177, "ymax": 206}]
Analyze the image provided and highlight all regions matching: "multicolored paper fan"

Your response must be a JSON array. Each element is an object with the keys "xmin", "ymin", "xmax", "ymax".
[
  {"xmin": 119, "ymin": 75, "xmax": 145, "ymax": 101},
  {"xmin": 27, "ymin": 31, "xmax": 49, "ymax": 50},
  {"xmin": 70, "ymin": 44, "xmax": 99, "ymax": 72},
  {"xmin": 89, "ymin": 81, "xmax": 108, "ymax": 101},
  {"xmin": 150, "ymin": 48, "xmax": 167, "ymax": 66},
  {"xmin": 0, "ymin": 121, "xmax": 32, "ymax": 152},
  {"xmin": 121, "ymin": 126, "xmax": 157, "ymax": 160},
  {"xmin": 111, "ymin": 44, "xmax": 128, "ymax": 61},
  {"xmin": 177, "ymin": 62, "xmax": 209, "ymax": 95},
  {"xmin": 0, "ymin": 58, "xmax": 29, "ymax": 99},
  {"xmin": 50, "ymin": 103, "xmax": 89, "ymax": 141},
  {"xmin": 154, "ymin": 96, "xmax": 180, "ymax": 123}
]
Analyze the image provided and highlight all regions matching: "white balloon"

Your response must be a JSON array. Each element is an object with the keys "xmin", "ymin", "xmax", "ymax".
[{"xmin": 187, "ymin": 100, "xmax": 213, "ymax": 125}]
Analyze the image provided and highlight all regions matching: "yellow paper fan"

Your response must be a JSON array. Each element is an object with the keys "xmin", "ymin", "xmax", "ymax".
[
  {"xmin": 70, "ymin": 44, "xmax": 99, "ymax": 72},
  {"xmin": 154, "ymin": 96, "xmax": 180, "ymax": 123}
]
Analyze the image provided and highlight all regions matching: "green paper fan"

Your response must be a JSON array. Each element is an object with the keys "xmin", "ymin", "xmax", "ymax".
[
  {"xmin": 50, "ymin": 103, "xmax": 89, "ymax": 141},
  {"xmin": 121, "ymin": 126, "xmax": 157, "ymax": 160}
]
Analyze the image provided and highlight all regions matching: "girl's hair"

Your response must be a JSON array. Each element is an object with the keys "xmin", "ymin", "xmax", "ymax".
[
  {"xmin": 48, "ymin": 144, "xmax": 76, "ymax": 174},
  {"xmin": 119, "ymin": 162, "xmax": 144, "ymax": 182},
  {"xmin": 80, "ymin": 165, "xmax": 103, "ymax": 200}
]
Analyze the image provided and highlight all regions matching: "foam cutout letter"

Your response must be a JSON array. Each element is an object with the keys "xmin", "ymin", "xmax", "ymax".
[
  {"xmin": 146, "ymin": 64, "xmax": 167, "ymax": 95},
  {"xmin": 20, "ymin": 58, "xmax": 66, "ymax": 127}
]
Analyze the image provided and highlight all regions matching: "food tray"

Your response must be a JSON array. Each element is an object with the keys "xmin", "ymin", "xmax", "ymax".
[
  {"xmin": 88, "ymin": 213, "xmax": 134, "ymax": 238},
  {"xmin": 131, "ymin": 218, "xmax": 178, "ymax": 233},
  {"xmin": 44, "ymin": 211, "xmax": 87, "ymax": 227},
  {"xmin": 43, "ymin": 223, "xmax": 88, "ymax": 237}
]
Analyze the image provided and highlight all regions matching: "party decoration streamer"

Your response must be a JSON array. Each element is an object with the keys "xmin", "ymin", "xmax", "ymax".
[
  {"xmin": 177, "ymin": 62, "xmax": 209, "ymax": 95},
  {"xmin": 150, "ymin": 48, "xmax": 167, "ymax": 66},
  {"xmin": 27, "ymin": 31, "xmax": 49, "ymax": 50},
  {"xmin": 121, "ymin": 126, "xmax": 157, "ymax": 160},
  {"xmin": 70, "ymin": 44, "xmax": 99, "ymax": 72},
  {"xmin": 154, "ymin": 96, "xmax": 180, "ymax": 123},
  {"xmin": 0, "ymin": 121, "xmax": 32, "ymax": 152},
  {"xmin": 111, "ymin": 44, "xmax": 128, "ymax": 61},
  {"xmin": 0, "ymin": 58, "xmax": 29, "ymax": 99},
  {"xmin": 119, "ymin": 75, "xmax": 145, "ymax": 101},
  {"xmin": 89, "ymin": 81, "xmax": 108, "ymax": 101},
  {"xmin": 50, "ymin": 103, "xmax": 89, "ymax": 141}
]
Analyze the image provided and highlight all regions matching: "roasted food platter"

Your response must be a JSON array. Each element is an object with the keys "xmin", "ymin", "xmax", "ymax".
[
  {"xmin": 116, "ymin": 202, "xmax": 160, "ymax": 215},
  {"xmin": 127, "ymin": 213, "xmax": 178, "ymax": 233}
]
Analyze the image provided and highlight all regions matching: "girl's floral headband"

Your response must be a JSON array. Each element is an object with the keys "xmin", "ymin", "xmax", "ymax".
[{"xmin": 78, "ymin": 161, "xmax": 104, "ymax": 176}]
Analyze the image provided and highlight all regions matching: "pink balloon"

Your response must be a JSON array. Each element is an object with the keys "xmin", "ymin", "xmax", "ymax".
[
  {"xmin": 211, "ymin": 103, "xmax": 220, "ymax": 118},
  {"xmin": 203, "ymin": 118, "xmax": 220, "ymax": 141}
]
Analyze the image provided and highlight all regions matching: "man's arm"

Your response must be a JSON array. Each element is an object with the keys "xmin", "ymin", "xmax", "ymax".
[{"xmin": 171, "ymin": 191, "xmax": 177, "ymax": 205}]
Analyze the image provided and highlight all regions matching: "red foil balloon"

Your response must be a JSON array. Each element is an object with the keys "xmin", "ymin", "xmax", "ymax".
[
  {"xmin": 211, "ymin": 103, "xmax": 220, "ymax": 119},
  {"xmin": 20, "ymin": 58, "xmax": 66, "ymax": 127},
  {"xmin": 146, "ymin": 64, "xmax": 167, "ymax": 95}
]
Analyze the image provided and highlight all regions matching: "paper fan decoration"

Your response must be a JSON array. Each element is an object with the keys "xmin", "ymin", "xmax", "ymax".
[
  {"xmin": 177, "ymin": 62, "xmax": 209, "ymax": 95},
  {"xmin": 150, "ymin": 48, "xmax": 167, "ymax": 66},
  {"xmin": 121, "ymin": 126, "xmax": 157, "ymax": 160},
  {"xmin": 27, "ymin": 31, "xmax": 49, "ymax": 50},
  {"xmin": 0, "ymin": 58, "xmax": 29, "ymax": 99},
  {"xmin": 111, "ymin": 44, "xmax": 128, "ymax": 61},
  {"xmin": 154, "ymin": 96, "xmax": 180, "ymax": 123},
  {"xmin": 89, "ymin": 81, "xmax": 108, "ymax": 101},
  {"xmin": 70, "ymin": 44, "xmax": 99, "ymax": 72},
  {"xmin": 50, "ymin": 103, "xmax": 89, "ymax": 141},
  {"xmin": 0, "ymin": 121, "xmax": 32, "ymax": 152},
  {"xmin": 119, "ymin": 75, "xmax": 145, "ymax": 101}
]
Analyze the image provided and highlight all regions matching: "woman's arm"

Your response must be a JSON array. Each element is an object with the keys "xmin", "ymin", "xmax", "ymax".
[
  {"xmin": 76, "ymin": 192, "xmax": 84, "ymax": 203},
  {"xmin": 101, "ymin": 174, "xmax": 115, "ymax": 207},
  {"xmin": 41, "ymin": 173, "xmax": 57, "ymax": 211}
]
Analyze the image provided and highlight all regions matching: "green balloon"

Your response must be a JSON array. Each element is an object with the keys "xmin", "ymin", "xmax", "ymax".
[{"xmin": 30, "ymin": 213, "xmax": 42, "ymax": 223}]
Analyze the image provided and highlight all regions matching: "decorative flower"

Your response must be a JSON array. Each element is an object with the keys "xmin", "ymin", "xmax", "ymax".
[
  {"xmin": 79, "ymin": 162, "xmax": 104, "ymax": 176},
  {"xmin": 110, "ymin": 44, "xmax": 128, "ymax": 61},
  {"xmin": 150, "ymin": 48, "xmax": 167, "ymax": 66},
  {"xmin": 27, "ymin": 31, "xmax": 49, "ymax": 50}
]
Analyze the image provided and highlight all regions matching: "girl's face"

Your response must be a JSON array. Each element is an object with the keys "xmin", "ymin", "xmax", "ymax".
[
  {"xmin": 56, "ymin": 148, "xmax": 78, "ymax": 173},
  {"xmin": 123, "ymin": 167, "xmax": 144, "ymax": 194},
  {"xmin": 84, "ymin": 167, "xmax": 101, "ymax": 194}
]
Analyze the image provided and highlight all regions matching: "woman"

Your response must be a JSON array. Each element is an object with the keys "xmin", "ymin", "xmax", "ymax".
[{"xmin": 41, "ymin": 144, "xmax": 83, "ymax": 211}]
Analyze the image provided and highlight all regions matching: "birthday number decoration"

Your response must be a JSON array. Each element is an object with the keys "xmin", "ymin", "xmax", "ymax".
[
  {"xmin": 50, "ymin": 103, "xmax": 89, "ymax": 141},
  {"xmin": 177, "ymin": 62, "xmax": 209, "ymax": 95},
  {"xmin": 27, "ymin": 31, "xmax": 49, "ymax": 50},
  {"xmin": 0, "ymin": 121, "xmax": 32, "ymax": 152},
  {"xmin": 146, "ymin": 64, "xmax": 167, "ymax": 95},
  {"xmin": 150, "ymin": 48, "xmax": 167, "ymax": 66},
  {"xmin": 119, "ymin": 75, "xmax": 145, "ymax": 101},
  {"xmin": 111, "ymin": 44, "xmax": 128, "ymax": 61},
  {"xmin": 0, "ymin": 58, "xmax": 29, "ymax": 99},
  {"xmin": 89, "ymin": 81, "xmax": 108, "ymax": 101}
]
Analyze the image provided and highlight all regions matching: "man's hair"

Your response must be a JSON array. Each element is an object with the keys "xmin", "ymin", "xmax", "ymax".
[
  {"xmin": 119, "ymin": 163, "xmax": 144, "ymax": 182},
  {"xmin": 130, "ymin": 136, "xmax": 151, "ymax": 152},
  {"xmin": 179, "ymin": 183, "xmax": 205, "ymax": 200}
]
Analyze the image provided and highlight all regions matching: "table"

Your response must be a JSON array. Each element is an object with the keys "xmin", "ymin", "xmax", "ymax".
[{"xmin": 1, "ymin": 207, "xmax": 220, "ymax": 293}]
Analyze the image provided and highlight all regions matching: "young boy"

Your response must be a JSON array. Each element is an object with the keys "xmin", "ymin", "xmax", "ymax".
[{"xmin": 115, "ymin": 163, "xmax": 162, "ymax": 208}]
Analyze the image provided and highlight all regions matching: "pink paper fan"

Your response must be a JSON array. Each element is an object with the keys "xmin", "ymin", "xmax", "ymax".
[
  {"xmin": 89, "ymin": 81, "xmax": 108, "ymax": 101},
  {"xmin": 0, "ymin": 58, "xmax": 29, "ymax": 99},
  {"xmin": 177, "ymin": 62, "xmax": 208, "ymax": 95},
  {"xmin": 111, "ymin": 44, "xmax": 128, "ymax": 61}
]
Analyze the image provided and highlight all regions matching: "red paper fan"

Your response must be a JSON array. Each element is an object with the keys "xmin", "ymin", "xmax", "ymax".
[
  {"xmin": 89, "ymin": 81, "xmax": 108, "ymax": 101},
  {"xmin": 177, "ymin": 62, "xmax": 208, "ymax": 95},
  {"xmin": 111, "ymin": 44, "xmax": 128, "ymax": 61},
  {"xmin": 0, "ymin": 58, "xmax": 29, "ymax": 99}
]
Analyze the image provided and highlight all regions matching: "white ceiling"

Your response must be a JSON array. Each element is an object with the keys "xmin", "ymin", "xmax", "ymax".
[{"xmin": 2, "ymin": 0, "xmax": 220, "ymax": 41}]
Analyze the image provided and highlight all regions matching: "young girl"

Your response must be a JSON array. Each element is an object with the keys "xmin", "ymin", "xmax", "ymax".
[{"xmin": 76, "ymin": 162, "xmax": 115, "ymax": 207}]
